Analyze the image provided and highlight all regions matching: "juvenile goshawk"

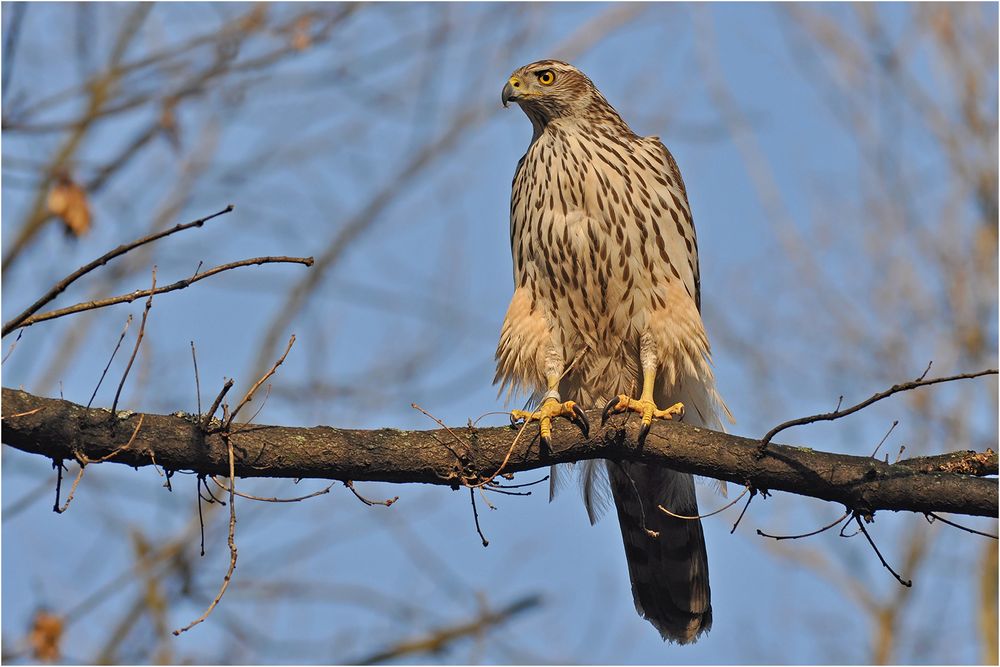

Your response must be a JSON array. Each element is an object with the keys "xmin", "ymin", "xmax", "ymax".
[{"xmin": 494, "ymin": 60, "xmax": 732, "ymax": 644}]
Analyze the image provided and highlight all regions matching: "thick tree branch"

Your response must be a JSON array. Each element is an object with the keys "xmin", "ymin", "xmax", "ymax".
[{"xmin": 2, "ymin": 387, "xmax": 996, "ymax": 518}]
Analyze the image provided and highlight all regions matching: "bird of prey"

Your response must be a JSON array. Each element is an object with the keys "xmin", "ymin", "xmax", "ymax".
[{"xmin": 494, "ymin": 60, "xmax": 732, "ymax": 644}]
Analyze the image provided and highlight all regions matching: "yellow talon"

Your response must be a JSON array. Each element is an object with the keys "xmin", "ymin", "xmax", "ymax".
[
  {"xmin": 601, "ymin": 395, "xmax": 684, "ymax": 446},
  {"xmin": 510, "ymin": 398, "xmax": 590, "ymax": 449}
]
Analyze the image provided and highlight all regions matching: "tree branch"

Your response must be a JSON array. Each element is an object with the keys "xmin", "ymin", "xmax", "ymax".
[
  {"xmin": 1, "ymin": 205, "xmax": 234, "ymax": 337},
  {"xmin": 7, "ymin": 256, "xmax": 313, "ymax": 333},
  {"xmin": 2, "ymin": 387, "xmax": 996, "ymax": 518}
]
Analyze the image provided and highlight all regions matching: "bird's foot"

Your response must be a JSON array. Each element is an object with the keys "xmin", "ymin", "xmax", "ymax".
[
  {"xmin": 510, "ymin": 398, "xmax": 589, "ymax": 452},
  {"xmin": 601, "ymin": 395, "xmax": 684, "ymax": 446}
]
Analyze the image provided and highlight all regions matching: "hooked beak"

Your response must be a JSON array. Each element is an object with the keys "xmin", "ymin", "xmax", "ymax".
[
  {"xmin": 501, "ymin": 76, "xmax": 520, "ymax": 108},
  {"xmin": 501, "ymin": 81, "xmax": 515, "ymax": 108}
]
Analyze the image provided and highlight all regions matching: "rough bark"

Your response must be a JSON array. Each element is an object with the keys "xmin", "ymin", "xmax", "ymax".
[{"xmin": 2, "ymin": 387, "xmax": 996, "ymax": 517}]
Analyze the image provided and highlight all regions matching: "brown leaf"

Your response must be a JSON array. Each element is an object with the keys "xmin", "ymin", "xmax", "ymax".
[
  {"xmin": 291, "ymin": 15, "xmax": 313, "ymax": 51},
  {"xmin": 28, "ymin": 609, "xmax": 63, "ymax": 662},
  {"xmin": 47, "ymin": 171, "xmax": 91, "ymax": 238}
]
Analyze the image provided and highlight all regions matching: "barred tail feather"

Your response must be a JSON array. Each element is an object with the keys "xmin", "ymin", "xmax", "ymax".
[{"xmin": 609, "ymin": 462, "xmax": 712, "ymax": 644}]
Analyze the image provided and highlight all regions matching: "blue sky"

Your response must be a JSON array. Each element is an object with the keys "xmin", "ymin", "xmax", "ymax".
[{"xmin": 3, "ymin": 3, "xmax": 997, "ymax": 664}]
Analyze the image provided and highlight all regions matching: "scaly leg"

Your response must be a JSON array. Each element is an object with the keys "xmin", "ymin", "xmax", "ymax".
[
  {"xmin": 510, "ymin": 373, "xmax": 589, "ymax": 452},
  {"xmin": 601, "ymin": 335, "xmax": 684, "ymax": 446}
]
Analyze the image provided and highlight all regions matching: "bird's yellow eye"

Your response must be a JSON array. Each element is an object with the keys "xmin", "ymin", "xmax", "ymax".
[{"xmin": 536, "ymin": 70, "xmax": 555, "ymax": 85}]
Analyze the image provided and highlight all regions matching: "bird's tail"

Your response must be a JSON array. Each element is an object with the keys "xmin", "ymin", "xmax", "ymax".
[{"xmin": 609, "ymin": 461, "xmax": 711, "ymax": 644}]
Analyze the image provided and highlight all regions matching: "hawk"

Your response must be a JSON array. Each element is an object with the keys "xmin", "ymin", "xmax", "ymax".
[{"xmin": 494, "ymin": 60, "xmax": 732, "ymax": 644}]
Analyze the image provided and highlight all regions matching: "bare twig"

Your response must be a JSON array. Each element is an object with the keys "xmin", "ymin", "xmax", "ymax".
[
  {"xmin": 173, "ymin": 431, "xmax": 238, "ymax": 635},
  {"xmin": 211, "ymin": 477, "xmax": 336, "ymax": 503},
  {"xmin": 871, "ymin": 420, "xmax": 899, "ymax": 459},
  {"xmin": 757, "ymin": 510, "xmax": 852, "ymax": 541},
  {"xmin": 2, "ymin": 329, "xmax": 23, "ymax": 365},
  {"xmin": 758, "ymin": 368, "xmax": 999, "ymax": 454},
  {"xmin": 87, "ymin": 315, "xmax": 132, "ymax": 408},
  {"xmin": 353, "ymin": 595, "xmax": 543, "ymax": 665},
  {"xmin": 344, "ymin": 480, "xmax": 397, "ymax": 508},
  {"xmin": 51, "ymin": 459, "xmax": 65, "ymax": 512},
  {"xmin": 226, "ymin": 335, "xmax": 296, "ymax": 428},
  {"xmin": 11, "ymin": 256, "xmax": 314, "ymax": 332},
  {"xmin": 1, "ymin": 205, "xmax": 233, "ymax": 337},
  {"xmin": 202, "ymin": 379, "xmax": 234, "ymax": 431},
  {"xmin": 196, "ymin": 478, "xmax": 207, "ymax": 557},
  {"xmin": 232, "ymin": 384, "xmax": 272, "ymax": 432},
  {"xmin": 852, "ymin": 514, "xmax": 912, "ymax": 587},
  {"xmin": 6, "ymin": 407, "xmax": 43, "ymax": 419},
  {"xmin": 470, "ymin": 488, "xmax": 489, "ymax": 547},
  {"xmin": 924, "ymin": 512, "xmax": 998, "ymax": 540},
  {"xmin": 411, "ymin": 402, "xmax": 471, "ymax": 463},
  {"xmin": 55, "ymin": 465, "xmax": 87, "ymax": 515},
  {"xmin": 1, "ymin": 2, "xmax": 26, "ymax": 99},
  {"xmin": 730, "ymin": 489, "xmax": 758, "ymax": 534},
  {"xmin": 55, "ymin": 415, "xmax": 144, "ymax": 513},
  {"xmin": 110, "ymin": 269, "xmax": 155, "ymax": 416},
  {"xmin": 660, "ymin": 485, "xmax": 750, "ymax": 521},
  {"xmin": 191, "ymin": 341, "xmax": 202, "ymax": 418}
]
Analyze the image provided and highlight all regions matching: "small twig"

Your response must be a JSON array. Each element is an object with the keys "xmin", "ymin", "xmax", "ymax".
[
  {"xmin": 196, "ymin": 478, "xmax": 206, "ymax": 557},
  {"xmin": 51, "ymin": 459, "xmax": 67, "ymax": 512},
  {"xmin": 202, "ymin": 379, "xmax": 234, "ymax": 431},
  {"xmin": 871, "ymin": 420, "xmax": 899, "ymax": 458},
  {"xmin": 757, "ymin": 509, "xmax": 852, "ymax": 541},
  {"xmin": 12, "ymin": 255, "xmax": 314, "ymax": 332},
  {"xmin": 200, "ymin": 475, "xmax": 226, "ymax": 506},
  {"xmin": 616, "ymin": 462, "xmax": 658, "ymax": 538},
  {"xmin": 210, "ymin": 476, "xmax": 336, "ymax": 503},
  {"xmin": 730, "ymin": 488, "xmax": 758, "ymax": 534},
  {"xmin": 465, "ymin": 416, "xmax": 533, "ymax": 489},
  {"xmin": 411, "ymin": 402, "xmax": 471, "ymax": 463},
  {"xmin": 1, "ymin": 204, "xmax": 233, "ymax": 337},
  {"xmin": 477, "ymin": 486, "xmax": 496, "ymax": 510},
  {"xmin": 110, "ymin": 268, "xmax": 156, "ymax": 416},
  {"xmin": 232, "ymin": 383, "xmax": 272, "ymax": 432},
  {"xmin": 55, "ymin": 464, "xmax": 86, "ymax": 514},
  {"xmin": 489, "ymin": 475, "xmax": 549, "ymax": 489},
  {"xmin": 925, "ymin": 512, "xmax": 998, "ymax": 540},
  {"xmin": 2, "ymin": 329, "xmax": 23, "ymax": 364},
  {"xmin": 660, "ymin": 485, "xmax": 750, "ymax": 521},
  {"xmin": 758, "ymin": 368, "xmax": 998, "ymax": 455},
  {"xmin": 226, "ymin": 335, "xmax": 295, "ymax": 428},
  {"xmin": 173, "ymin": 431, "xmax": 239, "ymax": 635},
  {"xmin": 482, "ymin": 487, "xmax": 532, "ymax": 497},
  {"xmin": 344, "ymin": 480, "xmax": 397, "ymax": 507},
  {"xmin": 839, "ymin": 519, "xmax": 860, "ymax": 538},
  {"xmin": 87, "ymin": 315, "xmax": 132, "ymax": 409},
  {"xmin": 191, "ymin": 341, "xmax": 202, "ymax": 418},
  {"xmin": 852, "ymin": 514, "xmax": 912, "ymax": 587},
  {"xmin": 78, "ymin": 414, "xmax": 145, "ymax": 465},
  {"xmin": 5, "ymin": 407, "xmax": 43, "ymax": 419},
  {"xmin": 470, "ymin": 488, "xmax": 489, "ymax": 547},
  {"xmin": 55, "ymin": 415, "xmax": 145, "ymax": 513}
]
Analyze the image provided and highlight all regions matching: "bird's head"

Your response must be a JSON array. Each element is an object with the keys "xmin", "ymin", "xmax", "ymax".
[{"xmin": 501, "ymin": 60, "xmax": 601, "ymax": 125}]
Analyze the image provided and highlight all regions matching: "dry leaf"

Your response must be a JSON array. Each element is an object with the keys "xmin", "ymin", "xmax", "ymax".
[
  {"xmin": 291, "ymin": 15, "xmax": 312, "ymax": 51},
  {"xmin": 47, "ymin": 171, "xmax": 91, "ymax": 238},
  {"xmin": 29, "ymin": 609, "xmax": 63, "ymax": 662}
]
